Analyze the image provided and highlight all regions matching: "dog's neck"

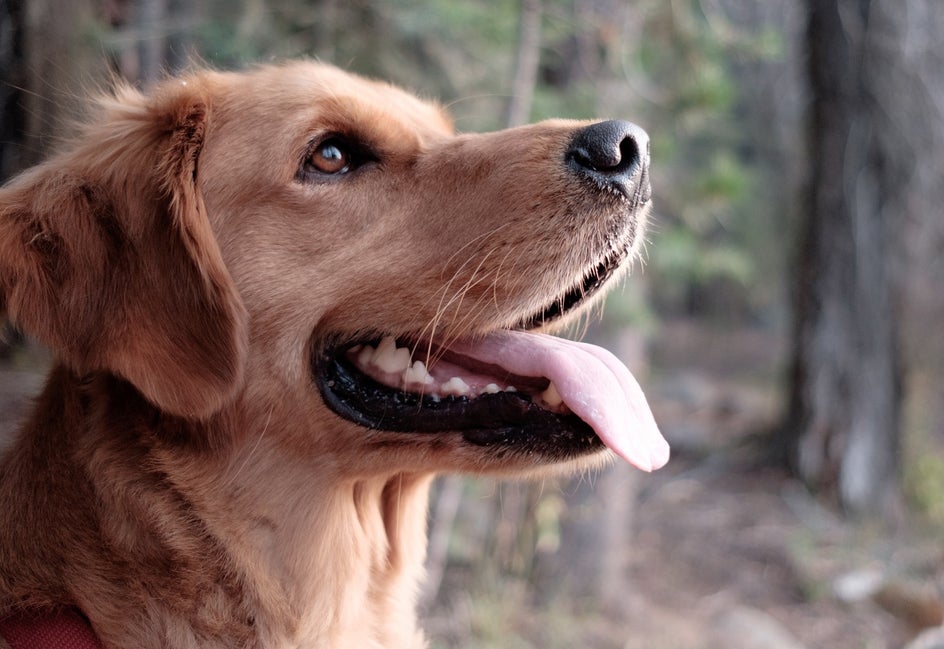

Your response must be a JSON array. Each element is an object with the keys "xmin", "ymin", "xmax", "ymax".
[
  {"xmin": 242, "ymin": 465, "xmax": 434, "ymax": 648},
  {"xmin": 214, "ymin": 393, "xmax": 435, "ymax": 648},
  {"xmin": 0, "ymin": 367, "xmax": 433, "ymax": 649}
]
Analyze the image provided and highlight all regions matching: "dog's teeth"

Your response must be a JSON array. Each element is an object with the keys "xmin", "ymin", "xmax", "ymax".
[
  {"xmin": 373, "ymin": 336, "xmax": 412, "ymax": 373},
  {"xmin": 441, "ymin": 377, "xmax": 470, "ymax": 396},
  {"xmin": 357, "ymin": 344, "xmax": 375, "ymax": 367},
  {"xmin": 403, "ymin": 360, "xmax": 433, "ymax": 386},
  {"xmin": 374, "ymin": 335, "xmax": 397, "ymax": 359},
  {"xmin": 483, "ymin": 383, "xmax": 501, "ymax": 394},
  {"xmin": 540, "ymin": 381, "xmax": 563, "ymax": 407},
  {"xmin": 505, "ymin": 385, "xmax": 517, "ymax": 392}
]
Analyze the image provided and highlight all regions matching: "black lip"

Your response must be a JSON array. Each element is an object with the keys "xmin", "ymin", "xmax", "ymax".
[
  {"xmin": 516, "ymin": 247, "xmax": 625, "ymax": 329},
  {"xmin": 313, "ymin": 348, "xmax": 604, "ymax": 457}
]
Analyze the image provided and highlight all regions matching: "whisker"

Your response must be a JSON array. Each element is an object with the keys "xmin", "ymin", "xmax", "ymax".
[
  {"xmin": 412, "ymin": 226, "xmax": 509, "ymax": 347},
  {"xmin": 228, "ymin": 406, "xmax": 273, "ymax": 485},
  {"xmin": 437, "ymin": 223, "xmax": 512, "ymax": 283},
  {"xmin": 422, "ymin": 258, "xmax": 502, "ymax": 368},
  {"xmin": 489, "ymin": 245, "xmax": 520, "ymax": 312},
  {"xmin": 416, "ymin": 243, "xmax": 505, "ymax": 367}
]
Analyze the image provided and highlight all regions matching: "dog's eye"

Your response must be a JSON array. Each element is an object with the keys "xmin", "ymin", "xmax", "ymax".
[
  {"xmin": 298, "ymin": 135, "xmax": 377, "ymax": 183},
  {"xmin": 308, "ymin": 139, "xmax": 351, "ymax": 175}
]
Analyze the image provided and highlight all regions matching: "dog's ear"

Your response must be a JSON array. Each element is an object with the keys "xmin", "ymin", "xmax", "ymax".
[{"xmin": 0, "ymin": 77, "xmax": 247, "ymax": 419}]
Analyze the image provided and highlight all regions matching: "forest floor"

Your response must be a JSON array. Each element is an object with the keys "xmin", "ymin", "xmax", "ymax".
[
  {"xmin": 424, "ymin": 320, "xmax": 944, "ymax": 649},
  {"xmin": 1, "ymin": 321, "xmax": 942, "ymax": 649}
]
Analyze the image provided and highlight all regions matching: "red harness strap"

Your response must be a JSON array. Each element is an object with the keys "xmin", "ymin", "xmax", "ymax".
[{"xmin": 0, "ymin": 609, "xmax": 103, "ymax": 649}]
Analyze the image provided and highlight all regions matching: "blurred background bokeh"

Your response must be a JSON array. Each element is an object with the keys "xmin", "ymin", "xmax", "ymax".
[{"xmin": 2, "ymin": 1, "xmax": 943, "ymax": 647}]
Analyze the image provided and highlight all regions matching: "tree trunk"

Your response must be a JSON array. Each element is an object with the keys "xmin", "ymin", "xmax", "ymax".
[
  {"xmin": 419, "ymin": 476, "xmax": 464, "ymax": 610},
  {"xmin": 504, "ymin": 0, "xmax": 542, "ymax": 128},
  {"xmin": 0, "ymin": 0, "xmax": 26, "ymax": 182},
  {"xmin": 785, "ymin": 0, "xmax": 906, "ymax": 516},
  {"xmin": 21, "ymin": 0, "xmax": 100, "ymax": 167},
  {"xmin": 136, "ymin": 0, "xmax": 167, "ymax": 88}
]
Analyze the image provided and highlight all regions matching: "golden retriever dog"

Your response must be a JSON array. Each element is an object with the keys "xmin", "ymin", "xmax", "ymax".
[{"xmin": 0, "ymin": 61, "xmax": 668, "ymax": 648}]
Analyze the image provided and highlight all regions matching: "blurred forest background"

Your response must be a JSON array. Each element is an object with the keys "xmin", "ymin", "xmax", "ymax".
[{"xmin": 2, "ymin": 1, "xmax": 944, "ymax": 648}]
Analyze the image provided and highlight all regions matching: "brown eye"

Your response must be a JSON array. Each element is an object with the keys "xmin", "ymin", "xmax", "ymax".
[
  {"xmin": 298, "ymin": 136, "xmax": 377, "ymax": 183},
  {"xmin": 308, "ymin": 139, "xmax": 350, "ymax": 174}
]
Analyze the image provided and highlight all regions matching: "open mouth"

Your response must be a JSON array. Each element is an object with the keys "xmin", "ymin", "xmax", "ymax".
[
  {"xmin": 316, "ymin": 335, "xmax": 604, "ymax": 458},
  {"xmin": 311, "ymin": 248, "xmax": 669, "ymax": 471}
]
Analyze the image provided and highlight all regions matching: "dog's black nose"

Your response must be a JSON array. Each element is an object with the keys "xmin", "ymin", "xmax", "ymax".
[{"xmin": 567, "ymin": 120, "xmax": 650, "ymax": 198}]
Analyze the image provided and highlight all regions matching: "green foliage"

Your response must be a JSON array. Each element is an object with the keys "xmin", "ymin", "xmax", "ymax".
[
  {"xmin": 530, "ymin": 82, "xmax": 597, "ymax": 122},
  {"xmin": 906, "ymin": 453, "xmax": 944, "ymax": 528},
  {"xmin": 697, "ymin": 151, "xmax": 750, "ymax": 201},
  {"xmin": 656, "ymin": 229, "xmax": 751, "ymax": 287},
  {"xmin": 395, "ymin": 0, "xmax": 518, "ymax": 46},
  {"xmin": 680, "ymin": 57, "xmax": 736, "ymax": 113},
  {"xmin": 627, "ymin": 0, "xmax": 793, "ymax": 320},
  {"xmin": 903, "ymin": 421, "xmax": 944, "ymax": 530}
]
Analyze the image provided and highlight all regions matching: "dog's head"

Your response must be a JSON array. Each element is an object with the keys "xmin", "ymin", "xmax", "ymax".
[{"xmin": 0, "ymin": 62, "xmax": 667, "ymax": 475}]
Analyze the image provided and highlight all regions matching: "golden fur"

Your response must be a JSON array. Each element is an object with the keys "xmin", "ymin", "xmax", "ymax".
[{"xmin": 0, "ymin": 62, "xmax": 650, "ymax": 648}]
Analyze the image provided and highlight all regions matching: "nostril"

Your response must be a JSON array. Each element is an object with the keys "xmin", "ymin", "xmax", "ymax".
[
  {"xmin": 567, "ymin": 120, "xmax": 649, "ymax": 187},
  {"xmin": 616, "ymin": 136, "xmax": 640, "ymax": 174}
]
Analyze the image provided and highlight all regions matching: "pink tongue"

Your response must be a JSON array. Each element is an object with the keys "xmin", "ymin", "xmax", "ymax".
[{"xmin": 448, "ymin": 330, "xmax": 670, "ymax": 472}]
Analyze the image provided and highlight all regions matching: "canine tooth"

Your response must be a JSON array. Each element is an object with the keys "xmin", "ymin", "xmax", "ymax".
[
  {"xmin": 372, "ymin": 336, "xmax": 411, "ymax": 373},
  {"xmin": 505, "ymin": 386, "xmax": 517, "ymax": 392},
  {"xmin": 541, "ymin": 381, "xmax": 563, "ymax": 407},
  {"xmin": 403, "ymin": 360, "xmax": 433, "ymax": 385},
  {"xmin": 483, "ymin": 383, "xmax": 501, "ymax": 394},
  {"xmin": 374, "ymin": 335, "xmax": 396, "ymax": 360},
  {"xmin": 442, "ymin": 377, "xmax": 470, "ymax": 396}
]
